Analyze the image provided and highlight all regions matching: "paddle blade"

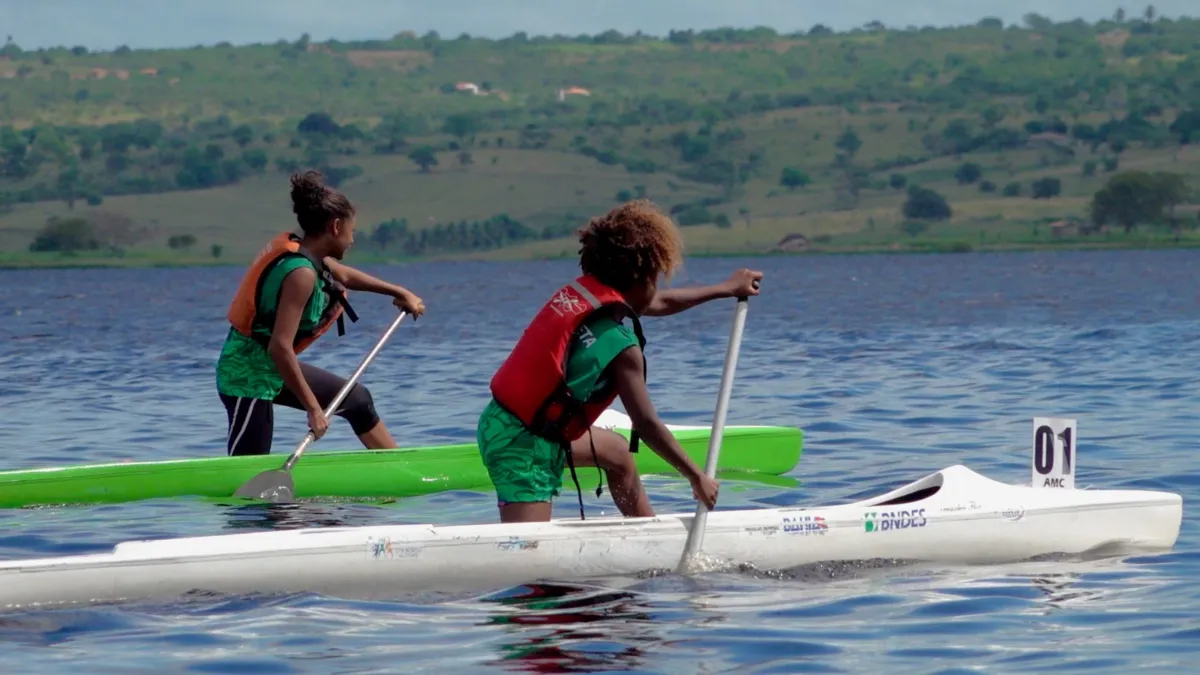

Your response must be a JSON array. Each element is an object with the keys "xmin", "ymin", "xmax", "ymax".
[{"xmin": 232, "ymin": 470, "xmax": 295, "ymax": 503}]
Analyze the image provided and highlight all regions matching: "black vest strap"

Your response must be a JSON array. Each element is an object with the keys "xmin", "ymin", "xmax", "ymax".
[
  {"xmin": 626, "ymin": 313, "xmax": 647, "ymax": 455},
  {"xmin": 292, "ymin": 245, "xmax": 359, "ymax": 337},
  {"xmin": 248, "ymin": 241, "xmax": 359, "ymax": 348}
]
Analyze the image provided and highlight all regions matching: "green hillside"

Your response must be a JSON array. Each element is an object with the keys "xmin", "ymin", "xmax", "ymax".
[{"xmin": 1, "ymin": 13, "xmax": 1199, "ymax": 267}]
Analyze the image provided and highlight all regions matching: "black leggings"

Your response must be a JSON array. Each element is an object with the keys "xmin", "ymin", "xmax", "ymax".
[{"xmin": 220, "ymin": 361, "xmax": 380, "ymax": 456}]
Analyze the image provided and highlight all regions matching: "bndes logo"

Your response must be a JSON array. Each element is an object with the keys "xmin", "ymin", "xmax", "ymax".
[{"xmin": 863, "ymin": 508, "xmax": 927, "ymax": 532}]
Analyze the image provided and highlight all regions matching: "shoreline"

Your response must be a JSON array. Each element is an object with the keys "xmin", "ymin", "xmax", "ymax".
[{"xmin": 2, "ymin": 237, "xmax": 1198, "ymax": 271}]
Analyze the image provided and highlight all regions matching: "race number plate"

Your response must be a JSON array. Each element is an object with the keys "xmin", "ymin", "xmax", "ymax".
[{"xmin": 1032, "ymin": 417, "xmax": 1076, "ymax": 489}]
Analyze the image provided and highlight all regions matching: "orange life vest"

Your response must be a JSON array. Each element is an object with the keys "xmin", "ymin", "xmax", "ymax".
[
  {"xmin": 226, "ymin": 232, "xmax": 358, "ymax": 354},
  {"xmin": 490, "ymin": 274, "xmax": 646, "ymax": 445}
]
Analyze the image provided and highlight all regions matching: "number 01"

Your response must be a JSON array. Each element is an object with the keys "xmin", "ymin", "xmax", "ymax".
[{"xmin": 1034, "ymin": 424, "xmax": 1073, "ymax": 475}]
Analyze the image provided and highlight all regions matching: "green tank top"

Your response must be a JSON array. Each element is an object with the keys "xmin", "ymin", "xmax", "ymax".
[
  {"xmin": 477, "ymin": 314, "xmax": 642, "ymax": 454},
  {"xmin": 215, "ymin": 254, "xmax": 330, "ymax": 400}
]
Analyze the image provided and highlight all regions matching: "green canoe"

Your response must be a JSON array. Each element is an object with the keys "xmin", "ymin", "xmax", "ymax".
[{"xmin": 0, "ymin": 417, "xmax": 802, "ymax": 509}]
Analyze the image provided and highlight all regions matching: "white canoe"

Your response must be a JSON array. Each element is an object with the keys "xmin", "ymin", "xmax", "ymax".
[{"xmin": 0, "ymin": 463, "xmax": 1181, "ymax": 609}]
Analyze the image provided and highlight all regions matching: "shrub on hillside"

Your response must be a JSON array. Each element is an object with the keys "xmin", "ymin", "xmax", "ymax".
[
  {"xmin": 902, "ymin": 185, "xmax": 952, "ymax": 221},
  {"xmin": 1031, "ymin": 177, "xmax": 1062, "ymax": 199},
  {"xmin": 29, "ymin": 217, "xmax": 99, "ymax": 252}
]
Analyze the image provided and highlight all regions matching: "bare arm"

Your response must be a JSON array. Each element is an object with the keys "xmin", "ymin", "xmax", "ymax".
[
  {"xmin": 642, "ymin": 268, "xmax": 763, "ymax": 317},
  {"xmin": 268, "ymin": 267, "xmax": 322, "ymax": 415},
  {"xmin": 324, "ymin": 258, "xmax": 409, "ymax": 297},
  {"xmin": 323, "ymin": 258, "xmax": 426, "ymax": 317},
  {"xmin": 611, "ymin": 347, "xmax": 704, "ymax": 481},
  {"xmin": 642, "ymin": 284, "xmax": 734, "ymax": 317}
]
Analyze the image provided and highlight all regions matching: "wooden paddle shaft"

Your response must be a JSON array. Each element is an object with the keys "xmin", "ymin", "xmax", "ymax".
[{"xmin": 282, "ymin": 311, "xmax": 409, "ymax": 472}]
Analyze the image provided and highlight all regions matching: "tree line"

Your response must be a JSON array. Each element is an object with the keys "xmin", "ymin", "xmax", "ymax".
[
  {"xmin": 895, "ymin": 169, "xmax": 1194, "ymax": 234},
  {"xmin": 364, "ymin": 214, "xmax": 565, "ymax": 256}
]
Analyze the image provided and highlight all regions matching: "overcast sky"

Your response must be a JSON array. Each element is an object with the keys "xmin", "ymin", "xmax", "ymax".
[{"xmin": 2, "ymin": 0, "xmax": 1195, "ymax": 52}]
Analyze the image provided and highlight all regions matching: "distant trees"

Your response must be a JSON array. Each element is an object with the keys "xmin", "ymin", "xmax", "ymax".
[
  {"xmin": 408, "ymin": 146, "xmax": 438, "ymax": 172},
  {"xmin": 29, "ymin": 217, "xmax": 98, "ymax": 252},
  {"xmin": 28, "ymin": 212, "xmax": 146, "ymax": 253},
  {"xmin": 365, "ymin": 214, "xmax": 537, "ymax": 256},
  {"xmin": 370, "ymin": 218, "xmax": 408, "ymax": 250},
  {"xmin": 1090, "ymin": 171, "xmax": 1189, "ymax": 232},
  {"xmin": 1031, "ymin": 177, "xmax": 1062, "ymax": 199},
  {"xmin": 297, "ymin": 113, "xmax": 340, "ymax": 137},
  {"xmin": 954, "ymin": 162, "xmax": 982, "ymax": 184},
  {"xmin": 57, "ymin": 166, "xmax": 84, "ymax": 209},
  {"xmin": 167, "ymin": 234, "xmax": 197, "ymax": 250},
  {"xmin": 1169, "ymin": 110, "xmax": 1200, "ymax": 144},
  {"xmin": 675, "ymin": 205, "xmax": 717, "ymax": 226},
  {"xmin": 779, "ymin": 167, "xmax": 811, "ymax": 189},
  {"xmin": 902, "ymin": 185, "xmax": 952, "ymax": 221},
  {"xmin": 518, "ymin": 124, "xmax": 553, "ymax": 150},
  {"xmin": 373, "ymin": 112, "xmax": 425, "ymax": 154},
  {"xmin": 242, "ymin": 149, "xmax": 269, "ymax": 171},
  {"xmin": 442, "ymin": 113, "xmax": 483, "ymax": 144},
  {"xmin": 834, "ymin": 127, "xmax": 862, "ymax": 160},
  {"xmin": 232, "ymin": 125, "xmax": 255, "ymax": 148}
]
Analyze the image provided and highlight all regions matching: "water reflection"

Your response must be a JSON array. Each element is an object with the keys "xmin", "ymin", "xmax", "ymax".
[
  {"xmin": 216, "ymin": 501, "xmax": 378, "ymax": 532},
  {"xmin": 1029, "ymin": 573, "xmax": 1102, "ymax": 609},
  {"xmin": 478, "ymin": 582, "xmax": 678, "ymax": 673}
]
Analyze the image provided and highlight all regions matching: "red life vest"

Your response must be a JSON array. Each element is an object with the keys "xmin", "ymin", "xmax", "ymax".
[
  {"xmin": 226, "ymin": 232, "xmax": 358, "ymax": 354},
  {"xmin": 490, "ymin": 274, "xmax": 646, "ymax": 445}
]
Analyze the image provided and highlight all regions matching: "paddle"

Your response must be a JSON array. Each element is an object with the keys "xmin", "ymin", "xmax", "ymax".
[
  {"xmin": 233, "ymin": 311, "xmax": 409, "ymax": 503},
  {"xmin": 676, "ymin": 280, "xmax": 757, "ymax": 574}
]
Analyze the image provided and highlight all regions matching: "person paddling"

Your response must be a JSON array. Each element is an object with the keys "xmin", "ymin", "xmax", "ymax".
[
  {"xmin": 478, "ymin": 199, "xmax": 763, "ymax": 523},
  {"xmin": 216, "ymin": 170, "xmax": 426, "ymax": 456}
]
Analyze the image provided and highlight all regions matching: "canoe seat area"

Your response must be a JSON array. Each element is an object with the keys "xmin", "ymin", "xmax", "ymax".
[{"xmin": 869, "ymin": 472, "xmax": 946, "ymax": 506}]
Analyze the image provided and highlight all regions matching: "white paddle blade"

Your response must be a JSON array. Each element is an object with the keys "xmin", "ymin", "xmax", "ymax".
[{"xmin": 232, "ymin": 471, "xmax": 296, "ymax": 502}]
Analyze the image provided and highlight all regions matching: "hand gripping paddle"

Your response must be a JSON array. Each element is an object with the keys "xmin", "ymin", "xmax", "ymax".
[{"xmin": 233, "ymin": 311, "xmax": 409, "ymax": 503}]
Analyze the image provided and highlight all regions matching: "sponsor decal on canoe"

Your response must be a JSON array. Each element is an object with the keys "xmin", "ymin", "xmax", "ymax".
[
  {"xmin": 863, "ymin": 508, "xmax": 927, "ymax": 533},
  {"xmin": 996, "ymin": 506, "xmax": 1025, "ymax": 522},
  {"xmin": 745, "ymin": 525, "xmax": 780, "ymax": 536},
  {"xmin": 367, "ymin": 536, "xmax": 421, "ymax": 560},
  {"xmin": 941, "ymin": 501, "xmax": 981, "ymax": 513},
  {"xmin": 496, "ymin": 537, "xmax": 539, "ymax": 552},
  {"xmin": 782, "ymin": 515, "xmax": 828, "ymax": 536}
]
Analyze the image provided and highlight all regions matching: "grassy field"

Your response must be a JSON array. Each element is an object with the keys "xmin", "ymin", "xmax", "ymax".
[
  {"xmin": 3, "ymin": 136, "xmax": 1196, "ymax": 266},
  {"xmin": 0, "ymin": 149, "xmax": 719, "ymax": 257}
]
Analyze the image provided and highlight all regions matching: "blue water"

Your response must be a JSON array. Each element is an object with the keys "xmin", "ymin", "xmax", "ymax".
[{"xmin": 0, "ymin": 249, "xmax": 1197, "ymax": 673}]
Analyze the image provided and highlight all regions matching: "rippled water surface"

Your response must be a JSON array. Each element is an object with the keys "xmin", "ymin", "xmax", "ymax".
[{"xmin": 1, "ymin": 250, "xmax": 1197, "ymax": 673}]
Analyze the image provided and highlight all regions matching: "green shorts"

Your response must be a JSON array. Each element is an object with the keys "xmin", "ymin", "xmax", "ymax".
[{"xmin": 477, "ymin": 398, "xmax": 565, "ymax": 504}]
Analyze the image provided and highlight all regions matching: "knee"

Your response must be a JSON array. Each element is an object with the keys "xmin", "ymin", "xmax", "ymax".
[
  {"xmin": 343, "ymin": 382, "xmax": 374, "ymax": 410},
  {"xmin": 339, "ymin": 383, "xmax": 379, "ymax": 434},
  {"xmin": 603, "ymin": 446, "xmax": 638, "ymax": 476}
]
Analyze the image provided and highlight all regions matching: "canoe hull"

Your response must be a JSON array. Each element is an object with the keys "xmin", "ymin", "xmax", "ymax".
[
  {"xmin": 0, "ymin": 465, "xmax": 1180, "ymax": 609},
  {"xmin": 0, "ymin": 417, "xmax": 802, "ymax": 509}
]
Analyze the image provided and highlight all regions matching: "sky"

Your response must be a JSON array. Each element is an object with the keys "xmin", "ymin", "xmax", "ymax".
[{"xmin": 1, "ymin": 0, "xmax": 1195, "ymax": 52}]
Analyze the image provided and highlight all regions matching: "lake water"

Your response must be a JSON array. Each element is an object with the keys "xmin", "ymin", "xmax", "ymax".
[{"xmin": 0, "ymin": 249, "xmax": 1197, "ymax": 673}]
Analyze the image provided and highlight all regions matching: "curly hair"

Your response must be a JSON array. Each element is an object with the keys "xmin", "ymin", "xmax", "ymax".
[
  {"xmin": 577, "ymin": 200, "xmax": 684, "ymax": 291},
  {"xmin": 289, "ymin": 170, "xmax": 356, "ymax": 235}
]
